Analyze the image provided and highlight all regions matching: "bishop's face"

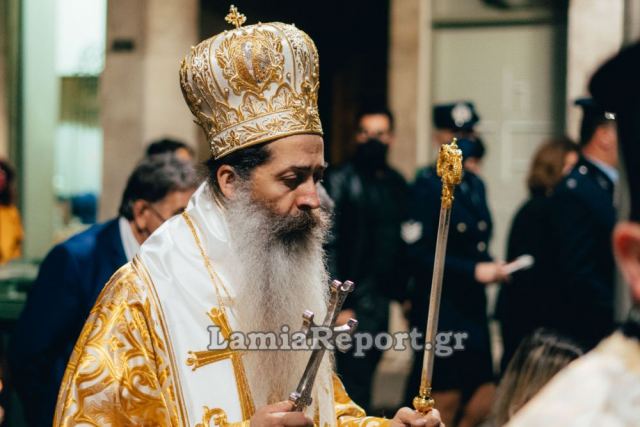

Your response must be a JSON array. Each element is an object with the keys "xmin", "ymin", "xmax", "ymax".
[
  {"xmin": 223, "ymin": 135, "xmax": 331, "ymax": 407},
  {"xmin": 248, "ymin": 134, "xmax": 326, "ymax": 218}
]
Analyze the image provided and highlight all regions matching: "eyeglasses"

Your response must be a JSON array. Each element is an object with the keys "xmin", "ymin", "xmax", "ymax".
[
  {"xmin": 146, "ymin": 203, "xmax": 169, "ymax": 222},
  {"xmin": 146, "ymin": 203, "xmax": 185, "ymax": 223}
]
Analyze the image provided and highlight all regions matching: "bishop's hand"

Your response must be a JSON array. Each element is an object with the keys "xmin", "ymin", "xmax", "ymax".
[
  {"xmin": 390, "ymin": 407, "xmax": 444, "ymax": 427},
  {"xmin": 250, "ymin": 401, "xmax": 313, "ymax": 427}
]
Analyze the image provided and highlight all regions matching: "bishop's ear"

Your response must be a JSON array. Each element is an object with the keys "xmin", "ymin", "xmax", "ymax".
[
  {"xmin": 217, "ymin": 165, "xmax": 238, "ymax": 199},
  {"xmin": 613, "ymin": 221, "xmax": 640, "ymax": 303}
]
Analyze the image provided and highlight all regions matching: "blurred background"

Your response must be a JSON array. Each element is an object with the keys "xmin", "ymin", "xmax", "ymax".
[
  {"xmin": 0, "ymin": 0, "xmax": 639, "ymax": 425},
  {"xmin": 4, "ymin": 0, "xmax": 640, "ymax": 264}
]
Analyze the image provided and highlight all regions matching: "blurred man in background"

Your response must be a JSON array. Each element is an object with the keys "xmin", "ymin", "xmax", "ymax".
[
  {"xmin": 541, "ymin": 98, "xmax": 618, "ymax": 350},
  {"xmin": 324, "ymin": 106, "xmax": 410, "ymax": 413},
  {"xmin": 146, "ymin": 137, "xmax": 195, "ymax": 162},
  {"xmin": 9, "ymin": 154, "xmax": 198, "ymax": 426}
]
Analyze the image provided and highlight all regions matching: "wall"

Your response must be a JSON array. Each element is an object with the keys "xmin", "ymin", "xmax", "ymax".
[
  {"xmin": 99, "ymin": 0, "xmax": 199, "ymax": 220},
  {"xmin": 388, "ymin": 0, "xmax": 432, "ymax": 178},
  {"xmin": 432, "ymin": 24, "xmax": 565, "ymax": 261},
  {"xmin": 0, "ymin": 0, "xmax": 9, "ymax": 159},
  {"xmin": 626, "ymin": 0, "xmax": 640, "ymax": 43},
  {"xmin": 21, "ymin": 0, "xmax": 58, "ymax": 258},
  {"xmin": 565, "ymin": 0, "xmax": 624, "ymax": 141},
  {"xmin": 433, "ymin": 0, "xmax": 555, "ymax": 23}
]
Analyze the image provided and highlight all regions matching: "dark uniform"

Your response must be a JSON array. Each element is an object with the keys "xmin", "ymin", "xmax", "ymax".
[
  {"xmin": 405, "ymin": 162, "xmax": 495, "ymax": 402},
  {"xmin": 498, "ymin": 189, "xmax": 553, "ymax": 369},
  {"xmin": 324, "ymin": 146, "xmax": 410, "ymax": 412},
  {"xmin": 542, "ymin": 155, "xmax": 617, "ymax": 349}
]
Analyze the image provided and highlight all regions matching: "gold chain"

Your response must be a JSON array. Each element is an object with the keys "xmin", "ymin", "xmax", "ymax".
[{"xmin": 181, "ymin": 211, "xmax": 232, "ymax": 314}]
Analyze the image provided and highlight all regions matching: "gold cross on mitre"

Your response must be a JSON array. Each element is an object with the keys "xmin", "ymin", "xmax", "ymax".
[
  {"xmin": 225, "ymin": 5, "xmax": 246, "ymax": 28},
  {"xmin": 187, "ymin": 307, "xmax": 255, "ymax": 418}
]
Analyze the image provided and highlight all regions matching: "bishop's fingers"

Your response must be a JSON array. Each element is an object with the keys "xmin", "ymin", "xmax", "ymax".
[
  {"xmin": 391, "ymin": 407, "xmax": 444, "ymax": 427},
  {"xmin": 274, "ymin": 411, "xmax": 314, "ymax": 427},
  {"xmin": 423, "ymin": 409, "xmax": 444, "ymax": 427}
]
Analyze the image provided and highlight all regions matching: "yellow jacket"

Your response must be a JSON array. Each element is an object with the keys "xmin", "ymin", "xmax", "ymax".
[{"xmin": 0, "ymin": 204, "xmax": 23, "ymax": 264}]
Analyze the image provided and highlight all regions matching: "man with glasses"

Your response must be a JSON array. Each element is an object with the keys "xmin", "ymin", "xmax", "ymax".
[{"xmin": 9, "ymin": 154, "xmax": 198, "ymax": 426}]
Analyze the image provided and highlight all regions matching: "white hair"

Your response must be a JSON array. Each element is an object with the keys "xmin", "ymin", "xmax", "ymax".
[{"xmin": 225, "ymin": 185, "xmax": 337, "ymax": 424}]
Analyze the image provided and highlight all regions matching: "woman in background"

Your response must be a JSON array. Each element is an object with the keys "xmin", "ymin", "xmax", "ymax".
[
  {"xmin": 0, "ymin": 159, "xmax": 23, "ymax": 264},
  {"xmin": 497, "ymin": 137, "xmax": 579, "ymax": 370},
  {"xmin": 491, "ymin": 329, "xmax": 583, "ymax": 426}
]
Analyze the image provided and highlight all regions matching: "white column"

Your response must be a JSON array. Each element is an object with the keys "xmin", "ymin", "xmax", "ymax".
[
  {"xmin": 141, "ymin": 0, "xmax": 199, "ymax": 144},
  {"xmin": 99, "ymin": 0, "xmax": 199, "ymax": 220},
  {"xmin": 99, "ymin": 0, "xmax": 145, "ymax": 220},
  {"xmin": 565, "ymin": 0, "xmax": 624, "ymax": 141},
  {"xmin": 22, "ymin": 0, "xmax": 58, "ymax": 257},
  {"xmin": 625, "ymin": 0, "xmax": 640, "ymax": 44},
  {"xmin": 388, "ymin": 0, "xmax": 432, "ymax": 179}
]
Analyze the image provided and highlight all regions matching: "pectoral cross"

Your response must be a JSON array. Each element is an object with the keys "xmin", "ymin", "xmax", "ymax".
[{"xmin": 187, "ymin": 307, "xmax": 255, "ymax": 419}]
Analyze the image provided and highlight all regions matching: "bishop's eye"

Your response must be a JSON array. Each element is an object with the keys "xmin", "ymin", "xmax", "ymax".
[{"xmin": 282, "ymin": 173, "xmax": 305, "ymax": 189}]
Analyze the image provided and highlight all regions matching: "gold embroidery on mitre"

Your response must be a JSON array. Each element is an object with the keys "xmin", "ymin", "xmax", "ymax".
[{"xmin": 180, "ymin": 12, "xmax": 323, "ymax": 160}]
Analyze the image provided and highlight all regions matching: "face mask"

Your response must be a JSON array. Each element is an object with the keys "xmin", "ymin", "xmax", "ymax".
[{"xmin": 354, "ymin": 138, "xmax": 389, "ymax": 171}]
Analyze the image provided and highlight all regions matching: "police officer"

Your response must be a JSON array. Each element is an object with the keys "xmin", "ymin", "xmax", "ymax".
[
  {"xmin": 405, "ymin": 102, "xmax": 509, "ymax": 426},
  {"xmin": 541, "ymin": 98, "xmax": 618, "ymax": 350}
]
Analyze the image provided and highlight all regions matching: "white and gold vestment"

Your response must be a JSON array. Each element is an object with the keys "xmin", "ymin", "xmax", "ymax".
[{"xmin": 54, "ymin": 184, "xmax": 388, "ymax": 427}]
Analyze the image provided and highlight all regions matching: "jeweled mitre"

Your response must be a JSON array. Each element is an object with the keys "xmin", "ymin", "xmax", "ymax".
[{"xmin": 179, "ymin": 8, "xmax": 323, "ymax": 159}]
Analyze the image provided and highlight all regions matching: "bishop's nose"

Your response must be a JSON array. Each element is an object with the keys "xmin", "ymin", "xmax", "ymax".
[{"xmin": 296, "ymin": 181, "xmax": 321, "ymax": 211}]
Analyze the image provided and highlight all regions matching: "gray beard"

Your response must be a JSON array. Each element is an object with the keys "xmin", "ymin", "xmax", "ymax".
[{"xmin": 225, "ymin": 186, "xmax": 331, "ymax": 408}]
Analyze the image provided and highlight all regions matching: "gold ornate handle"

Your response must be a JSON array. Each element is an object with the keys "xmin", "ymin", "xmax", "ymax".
[
  {"xmin": 413, "ymin": 384, "xmax": 435, "ymax": 414},
  {"xmin": 413, "ymin": 138, "xmax": 463, "ymax": 414},
  {"xmin": 436, "ymin": 138, "xmax": 463, "ymax": 209}
]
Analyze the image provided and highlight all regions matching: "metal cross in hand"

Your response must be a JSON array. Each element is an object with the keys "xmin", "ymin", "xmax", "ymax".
[{"xmin": 289, "ymin": 280, "xmax": 358, "ymax": 411}]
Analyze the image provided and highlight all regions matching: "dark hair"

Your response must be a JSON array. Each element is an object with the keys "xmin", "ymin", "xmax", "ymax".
[
  {"xmin": 527, "ymin": 137, "xmax": 579, "ymax": 194},
  {"xmin": 119, "ymin": 154, "xmax": 199, "ymax": 220},
  {"xmin": 458, "ymin": 137, "xmax": 486, "ymax": 160},
  {"xmin": 618, "ymin": 108, "xmax": 640, "ymax": 222},
  {"xmin": 588, "ymin": 42, "xmax": 640, "ymax": 222},
  {"xmin": 474, "ymin": 137, "xmax": 486, "ymax": 159},
  {"xmin": 206, "ymin": 143, "xmax": 272, "ymax": 198},
  {"xmin": 0, "ymin": 159, "xmax": 16, "ymax": 206},
  {"xmin": 492, "ymin": 329, "xmax": 583, "ymax": 425},
  {"xmin": 146, "ymin": 138, "xmax": 194, "ymax": 157},
  {"xmin": 355, "ymin": 106, "xmax": 395, "ymax": 131}
]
